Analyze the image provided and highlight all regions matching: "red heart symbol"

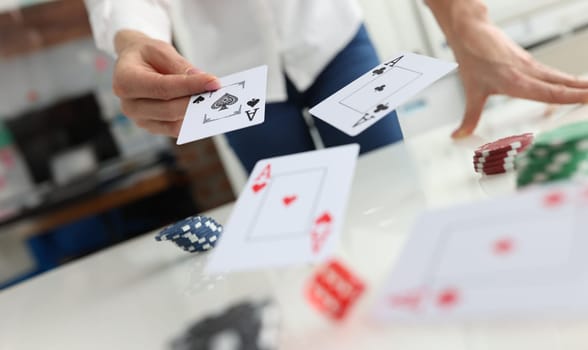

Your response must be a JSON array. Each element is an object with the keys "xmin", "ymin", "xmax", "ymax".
[
  {"xmin": 315, "ymin": 212, "xmax": 332, "ymax": 225},
  {"xmin": 252, "ymin": 183, "xmax": 266, "ymax": 193},
  {"xmin": 282, "ymin": 195, "xmax": 297, "ymax": 206}
]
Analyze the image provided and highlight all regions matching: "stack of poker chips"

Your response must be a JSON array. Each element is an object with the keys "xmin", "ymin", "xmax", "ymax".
[
  {"xmin": 155, "ymin": 215, "xmax": 223, "ymax": 253},
  {"xmin": 171, "ymin": 300, "xmax": 280, "ymax": 350},
  {"xmin": 473, "ymin": 133, "xmax": 534, "ymax": 176},
  {"xmin": 516, "ymin": 121, "xmax": 588, "ymax": 188}
]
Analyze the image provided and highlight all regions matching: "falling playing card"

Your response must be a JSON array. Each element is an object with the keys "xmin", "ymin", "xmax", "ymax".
[
  {"xmin": 309, "ymin": 53, "xmax": 457, "ymax": 136},
  {"xmin": 375, "ymin": 182, "xmax": 588, "ymax": 322},
  {"xmin": 177, "ymin": 65, "xmax": 268, "ymax": 145},
  {"xmin": 206, "ymin": 144, "xmax": 360, "ymax": 273}
]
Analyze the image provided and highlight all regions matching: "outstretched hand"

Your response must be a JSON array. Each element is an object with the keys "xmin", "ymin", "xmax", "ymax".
[
  {"xmin": 425, "ymin": 0, "xmax": 588, "ymax": 138},
  {"xmin": 450, "ymin": 18, "xmax": 588, "ymax": 138}
]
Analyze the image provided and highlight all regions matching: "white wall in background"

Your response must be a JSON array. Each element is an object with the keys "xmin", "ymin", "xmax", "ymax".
[
  {"xmin": 0, "ymin": 39, "xmax": 113, "ymax": 119},
  {"xmin": 416, "ymin": 0, "xmax": 588, "ymax": 60},
  {"xmin": 485, "ymin": 0, "xmax": 570, "ymax": 21},
  {"xmin": 0, "ymin": 0, "xmax": 18, "ymax": 12}
]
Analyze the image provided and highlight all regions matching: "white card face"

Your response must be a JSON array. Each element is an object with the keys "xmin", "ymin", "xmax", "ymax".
[
  {"xmin": 309, "ymin": 53, "xmax": 457, "ymax": 136},
  {"xmin": 375, "ymin": 183, "xmax": 588, "ymax": 322},
  {"xmin": 206, "ymin": 144, "xmax": 360, "ymax": 274},
  {"xmin": 177, "ymin": 65, "xmax": 268, "ymax": 145}
]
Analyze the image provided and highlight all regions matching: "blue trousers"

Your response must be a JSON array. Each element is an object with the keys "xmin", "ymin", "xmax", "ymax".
[{"xmin": 226, "ymin": 25, "xmax": 404, "ymax": 173}]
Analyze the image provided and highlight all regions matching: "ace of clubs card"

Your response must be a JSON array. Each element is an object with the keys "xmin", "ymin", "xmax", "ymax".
[
  {"xmin": 309, "ymin": 52, "xmax": 457, "ymax": 136},
  {"xmin": 177, "ymin": 65, "xmax": 267, "ymax": 145},
  {"xmin": 206, "ymin": 144, "xmax": 360, "ymax": 274}
]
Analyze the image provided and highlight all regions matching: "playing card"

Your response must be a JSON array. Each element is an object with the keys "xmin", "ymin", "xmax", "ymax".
[
  {"xmin": 309, "ymin": 53, "xmax": 457, "ymax": 136},
  {"xmin": 375, "ymin": 182, "xmax": 588, "ymax": 322},
  {"xmin": 206, "ymin": 144, "xmax": 359, "ymax": 273},
  {"xmin": 177, "ymin": 65, "xmax": 268, "ymax": 145}
]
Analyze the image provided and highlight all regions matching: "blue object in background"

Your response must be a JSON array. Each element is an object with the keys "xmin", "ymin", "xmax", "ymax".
[
  {"xmin": 0, "ymin": 216, "xmax": 111, "ymax": 290},
  {"xmin": 26, "ymin": 216, "xmax": 110, "ymax": 273},
  {"xmin": 0, "ymin": 179, "xmax": 197, "ymax": 290}
]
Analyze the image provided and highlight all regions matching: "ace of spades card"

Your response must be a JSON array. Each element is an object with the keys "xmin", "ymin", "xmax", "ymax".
[
  {"xmin": 177, "ymin": 65, "xmax": 267, "ymax": 145},
  {"xmin": 309, "ymin": 53, "xmax": 457, "ymax": 136},
  {"xmin": 375, "ymin": 182, "xmax": 588, "ymax": 323},
  {"xmin": 206, "ymin": 144, "xmax": 359, "ymax": 274}
]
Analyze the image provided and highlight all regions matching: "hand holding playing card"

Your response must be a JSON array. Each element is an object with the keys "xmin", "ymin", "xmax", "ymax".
[
  {"xmin": 177, "ymin": 66, "xmax": 268, "ymax": 144},
  {"xmin": 112, "ymin": 30, "xmax": 221, "ymax": 137}
]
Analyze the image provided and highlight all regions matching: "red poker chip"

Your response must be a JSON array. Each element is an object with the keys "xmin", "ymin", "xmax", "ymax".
[
  {"xmin": 474, "ymin": 160, "xmax": 516, "ymax": 171},
  {"xmin": 474, "ymin": 133, "xmax": 534, "ymax": 157},
  {"xmin": 475, "ymin": 164, "xmax": 515, "ymax": 174},
  {"xmin": 474, "ymin": 162, "xmax": 515, "ymax": 171},
  {"xmin": 479, "ymin": 167, "xmax": 511, "ymax": 175},
  {"xmin": 473, "ymin": 150, "xmax": 519, "ymax": 163},
  {"xmin": 473, "ymin": 157, "xmax": 515, "ymax": 168},
  {"xmin": 474, "ymin": 165, "xmax": 515, "ymax": 174},
  {"xmin": 475, "ymin": 162, "xmax": 516, "ymax": 174}
]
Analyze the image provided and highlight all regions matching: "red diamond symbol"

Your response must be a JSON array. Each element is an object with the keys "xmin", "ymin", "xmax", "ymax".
[
  {"xmin": 544, "ymin": 191, "xmax": 565, "ymax": 207},
  {"xmin": 493, "ymin": 238, "xmax": 514, "ymax": 255},
  {"xmin": 437, "ymin": 288, "xmax": 459, "ymax": 308}
]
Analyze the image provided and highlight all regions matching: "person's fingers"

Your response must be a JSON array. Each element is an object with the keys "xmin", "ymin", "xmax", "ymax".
[
  {"xmin": 543, "ymin": 104, "xmax": 560, "ymax": 117},
  {"xmin": 135, "ymin": 119, "xmax": 182, "ymax": 138},
  {"xmin": 527, "ymin": 61, "xmax": 588, "ymax": 89},
  {"xmin": 141, "ymin": 42, "xmax": 200, "ymax": 75},
  {"xmin": 114, "ymin": 69, "xmax": 221, "ymax": 101},
  {"xmin": 507, "ymin": 72, "xmax": 588, "ymax": 104},
  {"xmin": 121, "ymin": 96, "xmax": 190, "ymax": 122},
  {"xmin": 452, "ymin": 91, "xmax": 488, "ymax": 139}
]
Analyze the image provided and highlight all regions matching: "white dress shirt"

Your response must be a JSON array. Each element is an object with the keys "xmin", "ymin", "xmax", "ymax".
[{"xmin": 84, "ymin": 0, "xmax": 363, "ymax": 102}]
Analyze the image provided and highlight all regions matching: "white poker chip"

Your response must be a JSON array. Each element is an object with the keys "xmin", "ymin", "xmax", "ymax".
[
  {"xmin": 577, "ymin": 139, "xmax": 588, "ymax": 151},
  {"xmin": 553, "ymin": 152, "xmax": 573, "ymax": 164}
]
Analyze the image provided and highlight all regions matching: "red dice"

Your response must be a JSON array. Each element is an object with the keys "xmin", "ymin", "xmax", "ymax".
[{"xmin": 306, "ymin": 259, "xmax": 365, "ymax": 320}]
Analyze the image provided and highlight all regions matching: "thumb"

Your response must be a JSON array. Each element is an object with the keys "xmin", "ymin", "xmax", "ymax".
[
  {"xmin": 143, "ymin": 42, "xmax": 200, "ymax": 75},
  {"xmin": 452, "ymin": 92, "xmax": 488, "ymax": 139}
]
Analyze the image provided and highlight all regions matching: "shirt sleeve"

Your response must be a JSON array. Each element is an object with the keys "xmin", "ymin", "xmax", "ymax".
[{"xmin": 84, "ymin": 0, "xmax": 172, "ymax": 56}]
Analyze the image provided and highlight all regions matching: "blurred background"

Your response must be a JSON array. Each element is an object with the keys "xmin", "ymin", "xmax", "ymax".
[{"xmin": 0, "ymin": 0, "xmax": 586, "ymax": 289}]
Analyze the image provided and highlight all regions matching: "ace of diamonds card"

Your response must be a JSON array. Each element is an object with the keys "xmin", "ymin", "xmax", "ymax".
[
  {"xmin": 206, "ymin": 144, "xmax": 359, "ymax": 274},
  {"xmin": 375, "ymin": 183, "xmax": 588, "ymax": 322}
]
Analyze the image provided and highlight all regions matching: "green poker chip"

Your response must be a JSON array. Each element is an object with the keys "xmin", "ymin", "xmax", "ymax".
[
  {"xmin": 516, "ymin": 121, "xmax": 588, "ymax": 189},
  {"xmin": 517, "ymin": 150, "xmax": 587, "ymax": 174},
  {"xmin": 533, "ymin": 121, "xmax": 588, "ymax": 148},
  {"xmin": 517, "ymin": 161, "xmax": 588, "ymax": 188}
]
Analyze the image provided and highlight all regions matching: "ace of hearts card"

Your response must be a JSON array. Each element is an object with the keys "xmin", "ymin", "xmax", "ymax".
[{"xmin": 206, "ymin": 144, "xmax": 360, "ymax": 274}]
